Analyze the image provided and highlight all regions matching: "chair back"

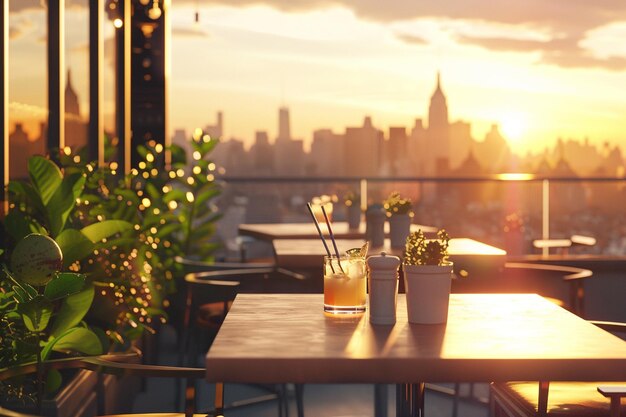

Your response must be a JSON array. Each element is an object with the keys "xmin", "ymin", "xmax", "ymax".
[{"xmin": 453, "ymin": 262, "xmax": 592, "ymax": 316}]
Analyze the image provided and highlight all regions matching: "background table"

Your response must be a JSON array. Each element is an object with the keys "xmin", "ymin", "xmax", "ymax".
[
  {"xmin": 238, "ymin": 222, "xmax": 438, "ymax": 242},
  {"xmin": 272, "ymin": 237, "xmax": 506, "ymax": 271}
]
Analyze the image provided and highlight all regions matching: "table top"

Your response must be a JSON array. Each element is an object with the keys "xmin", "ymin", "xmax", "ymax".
[
  {"xmin": 205, "ymin": 294, "xmax": 626, "ymax": 384},
  {"xmin": 238, "ymin": 222, "xmax": 438, "ymax": 242},
  {"xmin": 273, "ymin": 238, "xmax": 506, "ymax": 269}
]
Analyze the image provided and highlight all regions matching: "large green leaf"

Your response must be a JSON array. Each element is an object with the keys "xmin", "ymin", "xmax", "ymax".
[
  {"xmin": 46, "ymin": 173, "xmax": 86, "ymax": 236},
  {"xmin": 28, "ymin": 156, "xmax": 62, "ymax": 205},
  {"xmin": 18, "ymin": 296, "xmax": 53, "ymax": 332},
  {"xmin": 50, "ymin": 285, "xmax": 94, "ymax": 337},
  {"xmin": 44, "ymin": 273, "xmax": 85, "ymax": 301},
  {"xmin": 45, "ymin": 369, "xmax": 62, "ymax": 394},
  {"xmin": 55, "ymin": 229, "xmax": 95, "ymax": 264},
  {"xmin": 3, "ymin": 211, "xmax": 39, "ymax": 242},
  {"xmin": 42, "ymin": 327, "xmax": 102, "ymax": 360},
  {"xmin": 81, "ymin": 220, "xmax": 133, "ymax": 243}
]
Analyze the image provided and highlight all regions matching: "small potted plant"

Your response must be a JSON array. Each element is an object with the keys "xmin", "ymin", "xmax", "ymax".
[
  {"xmin": 402, "ymin": 229, "xmax": 453, "ymax": 324},
  {"xmin": 344, "ymin": 191, "xmax": 361, "ymax": 230},
  {"xmin": 384, "ymin": 192, "xmax": 413, "ymax": 248}
]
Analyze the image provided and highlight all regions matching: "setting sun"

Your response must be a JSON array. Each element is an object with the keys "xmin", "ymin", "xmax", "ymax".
[{"xmin": 499, "ymin": 112, "xmax": 527, "ymax": 143}]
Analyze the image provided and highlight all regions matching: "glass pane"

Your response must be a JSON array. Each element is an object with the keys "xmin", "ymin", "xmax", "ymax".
[
  {"xmin": 64, "ymin": 0, "xmax": 89, "ymax": 153},
  {"xmin": 8, "ymin": 2, "xmax": 47, "ymax": 180}
]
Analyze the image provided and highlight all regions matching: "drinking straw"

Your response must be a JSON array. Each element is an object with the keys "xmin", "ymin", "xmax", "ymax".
[
  {"xmin": 306, "ymin": 202, "xmax": 336, "ymax": 273},
  {"xmin": 321, "ymin": 205, "xmax": 345, "ymax": 273}
]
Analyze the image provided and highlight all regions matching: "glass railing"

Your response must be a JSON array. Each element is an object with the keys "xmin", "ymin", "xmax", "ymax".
[{"xmin": 214, "ymin": 175, "xmax": 626, "ymax": 257}]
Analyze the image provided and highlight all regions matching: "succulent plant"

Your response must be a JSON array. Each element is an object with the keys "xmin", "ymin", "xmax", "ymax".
[
  {"xmin": 403, "ymin": 229, "xmax": 450, "ymax": 266},
  {"xmin": 383, "ymin": 192, "xmax": 413, "ymax": 216},
  {"xmin": 10, "ymin": 234, "xmax": 63, "ymax": 286}
]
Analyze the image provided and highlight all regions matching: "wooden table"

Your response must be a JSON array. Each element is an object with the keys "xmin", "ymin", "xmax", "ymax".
[
  {"xmin": 205, "ymin": 294, "xmax": 626, "ymax": 416},
  {"xmin": 238, "ymin": 222, "xmax": 438, "ymax": 242}
]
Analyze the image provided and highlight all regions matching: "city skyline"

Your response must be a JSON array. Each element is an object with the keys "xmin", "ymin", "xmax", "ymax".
[{"xmin": 6, "ymin": 1, "xmax": 626, "ymax": 155}]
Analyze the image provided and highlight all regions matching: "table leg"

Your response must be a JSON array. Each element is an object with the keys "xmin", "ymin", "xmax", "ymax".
[
  {"xmin": 396, "ymin": 383, "xmax": 425, "ymax": 417},
  {"xmin": 537, "ymin": 381, "xmax": 550, "ymax": 417},
  {"xmin": 374, "ymin": 384, "xmax": 388, "ymax": 417},
  {"xmin": 214, "ymin": 382, "xmax": 225, "ymax": 417}
]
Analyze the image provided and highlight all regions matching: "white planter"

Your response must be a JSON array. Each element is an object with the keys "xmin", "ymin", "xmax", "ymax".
[
  {"xmin": 403, "ymin": 263, "xmax": 453, "ymax": 324},
  {"xmin": 389, "ymin": 214, "xmax": 411, "ymax": 249}
]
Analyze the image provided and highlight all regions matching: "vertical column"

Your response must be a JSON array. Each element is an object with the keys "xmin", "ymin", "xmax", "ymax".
[
  {"xmin": 48, "ymin": 0, "xmax": 65, "ymax": 153},
  {"xmin": 163, "ymin": 0, "xmax": 171, "ymax": 169},
  {"xmin": 1, "ymin": 0, "xmax": 7, "ymax": 214},
  {"xmin": 542, "ymin": 179, "xmax": 550, "ymax": 256},
  {"xmin": 89, "ymin": 0, "xmax": 104, "ymax": 166},
  {"xmin": 116, "ymin": 0, "xmax": 131, "ymax": 175}
]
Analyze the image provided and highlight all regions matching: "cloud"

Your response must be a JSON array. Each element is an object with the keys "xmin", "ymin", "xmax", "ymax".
[
  {"xmin": 458, "ymin": 34, "xmax": 626, "ymax": 71},
  {"xmin": 182, "ymin": 0, "xmax": 626, "ymax": 71},
  {"xmin": 394, "ymin": 33, "xmax": 427, "ymax": 45},
  {"xmin": 172, "ymin": 27, "xmax": 211, "ymax": 38},
  {"xmin": 9, "ymin": 18, "xmax": 34, "ymax": 40},
  {"xmin": 9, "ymin": 0, "xmax": 45, "ymax": 13}
]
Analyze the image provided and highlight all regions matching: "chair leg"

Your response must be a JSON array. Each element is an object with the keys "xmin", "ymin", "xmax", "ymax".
[
  {"xmin": 374, "ymin": 384, "xmax": 388, "ymax": 417},
  {"xmin": 295, "ymin": 383, "xmax": 305, "ymax": 417},
  {"xmin": 452, "ymin": 383, "xmax": 460, "ymax": 417},
  {"xmin": 214, "ymin": 382, "xmax": 225, "ymax": 417}
]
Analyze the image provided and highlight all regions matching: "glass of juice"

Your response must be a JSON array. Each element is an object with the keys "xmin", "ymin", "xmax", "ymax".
[{"xmin": 323, "ymin": 254, "xmax": 367, "ymax": 314}]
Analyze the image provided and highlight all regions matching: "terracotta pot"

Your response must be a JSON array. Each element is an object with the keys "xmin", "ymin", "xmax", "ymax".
[{"xmin": 403, "ymin": 262, "xmax": 453, "ymax": 324}]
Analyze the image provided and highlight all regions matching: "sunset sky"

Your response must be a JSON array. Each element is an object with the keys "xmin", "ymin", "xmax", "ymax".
[{"xmin": 7, "ymin": 0, "xmax": 626, "ymax": 154}]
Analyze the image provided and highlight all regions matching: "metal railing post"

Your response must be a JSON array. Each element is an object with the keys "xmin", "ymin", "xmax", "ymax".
[
  {"xmin": 542, "ymin": 179, "xmax": 550, "ymax": 256},
  {"xmin": 360, "ymin": 178, "xmax": 367, "ymax": 211}
]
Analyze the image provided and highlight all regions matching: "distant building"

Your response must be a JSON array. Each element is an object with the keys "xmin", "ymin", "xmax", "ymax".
[
  {"xmin": 427, "ymin": 71, "xmax": 450, "ymax": 170},
  {"xmin": 64, "ymin": 69, "xmax": 88, "ymax": 150},
  {"xmin": 204, "ymin": 111, "xmax": 223, "ymax": 139},
  {"xmin": 250, "ymin": 131, "xmax": 275, "ymax": 175},
  {"xmin": 309, "ymin": 129, "xmax": 345, "ymax": 176},
  {"xmin": 273, "ymin": 107, "xmax": 304, "ymax": 175},
  {"xmin": 344, "ymin": 116, "xmax": 383, "ymax": 177}
]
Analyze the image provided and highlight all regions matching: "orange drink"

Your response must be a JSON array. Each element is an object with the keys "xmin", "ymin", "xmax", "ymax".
[{"xmin": 323, "ymin": 255, "xmax": 366, "ymax": 314}]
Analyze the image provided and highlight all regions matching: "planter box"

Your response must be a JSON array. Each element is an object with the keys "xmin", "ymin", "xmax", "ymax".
[{"xmin": 3, "ymin": 369, "xmax": 98, "ymax": 417}]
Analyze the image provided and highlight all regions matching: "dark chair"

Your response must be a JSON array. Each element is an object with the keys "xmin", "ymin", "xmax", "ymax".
[
  {"xmin": 0, "ymin": 351, "xmax": 207, "ymax": 417},
  {"xmin": 490, "ymin": 321, "xmax": 626, "ymax": 417},
  {"xmin": 174, "ymin": 257, "xmax": 304, "ymax": 417},
  {"xmin": 450, "ymin": 262, "xmax": 594, "ymax": 416}
]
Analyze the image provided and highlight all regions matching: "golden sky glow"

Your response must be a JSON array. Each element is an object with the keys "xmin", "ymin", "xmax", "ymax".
[{"xmin": 7, "ymin": 1, "xmax": 626, "ymax": 154}]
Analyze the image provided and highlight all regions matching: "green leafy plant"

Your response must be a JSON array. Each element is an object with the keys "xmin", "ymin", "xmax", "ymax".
[
  {"xmin": 0, "ymin": 233, "xmax": 102, "ymax": 403},
  {"xmin": 2, "ymin": 131, "xmax": 221, "ymax": 346},
  {"xmin": 403, "ymin": 229, "xmax": 450, "ymax": 266},
  {"xmin": 383, "ymin": 192, "xmax": 413, "ymax": 217}
]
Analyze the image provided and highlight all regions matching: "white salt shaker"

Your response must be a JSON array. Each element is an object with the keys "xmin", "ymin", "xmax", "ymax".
[{"xmin": 367, "ymin": 252, "xmax": 400, "ymax": 325}]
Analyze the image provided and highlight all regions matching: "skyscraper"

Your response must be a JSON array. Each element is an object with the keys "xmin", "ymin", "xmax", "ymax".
[
  {"xmin": 427, "ymin": 71, "xmax": 451, "ymax": 173},
  {"xmin": 277, "ymin": 106, "xmax": 291, "ymax": 142}
]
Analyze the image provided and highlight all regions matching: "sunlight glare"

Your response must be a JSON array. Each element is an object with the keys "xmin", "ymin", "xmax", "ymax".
[{"xmin": 500, "ymin": 112, "xmax": 527, "ymax": 143}]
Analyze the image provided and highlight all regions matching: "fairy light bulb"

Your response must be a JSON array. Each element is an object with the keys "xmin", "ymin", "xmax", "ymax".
[{"xmin": 148, "ymin": 0, "xmax": 161, "ymax": 20}]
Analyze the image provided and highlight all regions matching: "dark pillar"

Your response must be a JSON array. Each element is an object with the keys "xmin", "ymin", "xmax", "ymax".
[
  {"xmin": 115, "ymin": 0, "xmax": 131, "ymax": 175},
  {"xmin": 1, "ymin": 0, "xmax": 7, "ymax": 214},
  {"xmin": 89, "ymin": 0, "xmax": 104, "ymax": 166},
  {"xmin": 47, "ymin": 0, "xmax": 65, "ymax": 153},
  {"xmin": 131, "ymin": 0, "xmax": 168, "ymax": 169}
]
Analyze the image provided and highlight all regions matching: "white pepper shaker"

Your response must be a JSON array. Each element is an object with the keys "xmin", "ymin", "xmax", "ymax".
[{"xmin": 367, "ymin": 251, "xmax": 400, "ymax": 325}]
